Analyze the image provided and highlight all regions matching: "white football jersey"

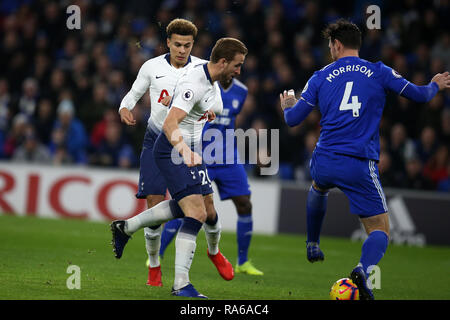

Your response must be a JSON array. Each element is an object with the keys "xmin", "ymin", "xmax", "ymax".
[
  {"xmin": 119, "ymin": 54, "xmax": 210, "ymax": 131},
  {"xmin": 171, "ymin": 62, "xmax": 223, "ymax": 146}
]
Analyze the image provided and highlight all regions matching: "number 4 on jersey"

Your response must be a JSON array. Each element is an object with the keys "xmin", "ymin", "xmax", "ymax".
[{"xmin": 339, "ymin": 81, "xmax": 361, "ymax": 117}]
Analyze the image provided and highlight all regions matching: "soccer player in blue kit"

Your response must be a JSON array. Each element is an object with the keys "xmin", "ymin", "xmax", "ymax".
[
  {"xmin": 279, "ymin": 19, "xmax": 450, "ymax": 300},
  {"xmin": 159, "ymin": 77, "xmax": 264, "ymax": 276}
]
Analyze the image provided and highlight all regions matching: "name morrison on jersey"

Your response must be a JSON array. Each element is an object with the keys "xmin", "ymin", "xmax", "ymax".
[{"xmin": 326, "ymin": 64, "xmax": 374, "ymax": 82}]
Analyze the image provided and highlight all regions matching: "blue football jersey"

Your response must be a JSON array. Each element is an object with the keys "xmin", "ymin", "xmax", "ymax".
[
  {"xmin": 202, "ymin": 79, "xmax": 248, "ymax": 165},
  {"xmin": 301, "ymin": 56, "xmax": 409, "ymax": 161}
]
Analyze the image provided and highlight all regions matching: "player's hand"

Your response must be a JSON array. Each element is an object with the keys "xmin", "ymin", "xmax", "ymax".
[
  {"xmin": 279, "ymin": 89, "xmax": 298, "ymax": 111},
  {"xmin": 183, "ymin": 150, "xmax": 202, "ymax": 167},
  {"xmin": 431, "ymin": 71, "xmax": 450, "ymax": 90},
  {"xmin": 207, "ymin": 110, "xmax": 216, "ymax": 122},
  {"xmin": 119, "ymin": 108, "xmax": 136, "ymax": 126},
  {"xmin": 161, "ymin": 95, "xmax": 172, "ymax": 107}
]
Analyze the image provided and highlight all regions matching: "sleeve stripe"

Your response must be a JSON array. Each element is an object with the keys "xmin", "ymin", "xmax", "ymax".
[
  {"xmin": 301, "ymin": 97, "xmax": 315, "ymax": 107},
  {"xmin": 399, "ymin": 82, "xmax": 409, "ymax": 95}
]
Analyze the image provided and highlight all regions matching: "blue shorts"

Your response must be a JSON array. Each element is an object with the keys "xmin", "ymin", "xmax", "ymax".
[
  {"xmin": 207, "ymin": 164, "xmax": 251, "ymax": 200},
  {"xmin": 310, "ymin": 148, "xmax": 388, "ymax": 217},
  {"xmin": 153, "ymin": 133, "xmax": 213, "ymax": 202},
  {"xmin": 136, "ymin": 126, "xmax": 167, "ymax": 199}
]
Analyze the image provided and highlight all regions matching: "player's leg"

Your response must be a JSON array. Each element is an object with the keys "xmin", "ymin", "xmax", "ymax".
[
  {"xmin": 203, "ymin": 193, "xmax": 234, "ymax": 281},
  {"xmin": 358, "ymin": 213, "xmax": 389, "ymax": 277},
  {"xmin": 143, "ymin": 194, "xmax": 165, "ymax": 286},
  {"xmin": 340, "ymin": 158, "xmax": 389, "ymax": 300},
  {"xmin": 171, "ymin": 194, "xmax": 208, "ymax": 298},
  {"xmin": 306, "ymin": 150, "xmax": 332, "ymax": 263},
  {"xmin": 159, "ymin": 218, "xmax": 182, "ymax": 258},
  {"xmin": 203, "ymin": 194, "xmax": 221, "ymax": 255},
  {"xmin": 152, "ymin": 133, "xmax": 208, "ymax": 297},
  {"xmin": 352, "ymin": 212, "xmax": 389, "ymax": 299},
  {"xmin": 305, "ymin": 181, "xmax": 329, "ymax": 263},
  {"xmin": 232, "ymin": 195, "xmax": 263, "ymax": 275},
  {"xmin": 110, "ymin": 198, "xmax": 185, "ymax": 258},
  {"xmin": 233, "ymin": 195, "xmax": 252, "ymax": 265}
]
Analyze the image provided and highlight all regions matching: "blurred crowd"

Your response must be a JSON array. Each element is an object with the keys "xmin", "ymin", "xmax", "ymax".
[{"xmin": 0, "ymin": 0, "xmax": 449, "ymax": 192}]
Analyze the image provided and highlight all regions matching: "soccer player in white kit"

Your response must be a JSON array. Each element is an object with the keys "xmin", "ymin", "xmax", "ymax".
[
  {"xmin": 118, "ymin": 19, "xmax": 202, "ymax": 286},
  {"xmin": 111, "ymin": 37, "xmax": 247, "ymax": 298}
]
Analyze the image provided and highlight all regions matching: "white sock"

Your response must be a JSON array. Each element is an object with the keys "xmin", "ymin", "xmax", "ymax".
[
  {"xmin": 125, "ymin": 200, "xmax": 174, "ymax": 235},
  {"xmin": 204, "ymin": 219, "xmax": 221, "ymax": 256},
  {"xmin": 173, "ymin": 232, "xmax": 197, "ymax": 290},
  {"xmin": 144, "ymin": 226, "xmax": 162, "ymax": 268}
]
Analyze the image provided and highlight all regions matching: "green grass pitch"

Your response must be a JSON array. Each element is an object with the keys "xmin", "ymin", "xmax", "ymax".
[{"xmin": 0, "ymin": 214, "xmax": 449, "ymax": 300}]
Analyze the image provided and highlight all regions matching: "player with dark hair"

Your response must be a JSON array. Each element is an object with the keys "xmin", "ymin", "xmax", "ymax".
[
  {"xmin": 112, "ymin": 37, "xmax": 248, "ymax": 298},
  {"xmin": 279, "ymin": 19, "xmax": 450, "ymax": 300}
]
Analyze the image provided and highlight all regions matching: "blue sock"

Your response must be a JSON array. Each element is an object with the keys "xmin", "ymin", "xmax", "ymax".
[
  {"xmin": 359, "ymin": 230, "xmax": 389, "ymax": 277},
  {"xmin": 237, "ymin": 213, "xmax": 252, "ymax": 265},
  {"xmin": 306, "ymin": 186, "xmax": 328, "ymax": 243},
  {"xmin": 159, "ymin": 218, "xmax": 182, "ymax": 257}
]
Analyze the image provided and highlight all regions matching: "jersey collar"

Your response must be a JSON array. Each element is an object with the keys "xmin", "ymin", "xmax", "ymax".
[
  {"xmin": 203, "ymin": 63, "xmax": 213, "ymax": 84},
  {"xmin": 164, "ymin": 53, "xmax": 192, "ymax": 67}
]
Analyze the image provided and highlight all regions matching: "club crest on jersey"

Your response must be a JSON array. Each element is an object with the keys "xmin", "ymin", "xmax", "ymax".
[
  {"xmin": 232, "ymin": 99, "xmax": 239, "ymax": 109},
  {"xmin": 392, "ymin": 69, "xmax": 402, "ymax": 78},
  {"xmin": 302, "ymin": 81, "xmax": 309, "ymax": 94},
  {"xmin": 182, "ymin": 89, "xmax": 194, "ymax": 101}
]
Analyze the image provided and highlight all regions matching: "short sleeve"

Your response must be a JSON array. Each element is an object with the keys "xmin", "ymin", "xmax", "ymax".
[
  {"xmin": 379, "ymin": 62, "xmax": 410, "ymax": 95},
  {"xmin": 300, "ymin": 72, "xmax": 320, "ymax": 106},
  {"xmin": 171, "ymin": 78, "xmax": 198, "ymax": 114}
]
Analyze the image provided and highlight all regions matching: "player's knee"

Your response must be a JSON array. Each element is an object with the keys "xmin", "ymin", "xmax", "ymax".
[
  {"xmin": 179, "ymin": 194, "xmax": 207, "ymax": 223},
  {"xmin": 146, "ymin": 195, "xmax": 165, "ymax": 208},
  {"xmin": 233, "ymin": 196, "xmax": 252, "ymax": 214},
  {"xmin": 361, "ymin": 213, "xmax": 390, "ymax": 237}
]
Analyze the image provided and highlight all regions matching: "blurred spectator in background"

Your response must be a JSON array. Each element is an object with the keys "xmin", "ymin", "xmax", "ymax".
[
  {"xmin": 437, "ymin": 162, "xmax": 450, "ymax": 192},
  {"xmin": 3, "ymin": 113, "xmax": 28, "ymax": 159},
  {"xmin": 18, "ymin": 78, "xmax": 39, "ymax": 117},
  {"xmin": 414, "ymin": 126, "xmax": 439, "ymax": 165},
  {"xmin": 378, "ymin": 150, "xmax": 398, "ymax": 188},
  {"xmin": 399, "ymin": 157, "xmax": 434, "ymax": 190},
  {"xmin": 90, "ymin": 108, "xmax": 120, "ymax": 148},
  {"xmin": 423, "ymin": 145, "xmax": 449, "ymax": 189},
  {"xmin": 90, "ymin": 121, "xmax": 135, "ymax": 168},
  {"xmin": 12, "ymin": 125, "xmax": 51, "ymax": 163},
  {"xmin": 48, "ymin": 126, "xmax": 72, "ymax": 165},
  {"xmin": 79, "ymin": 82, "xmax": 113, "ymax": 132},
  {"xmin": 441, "ymin": 108, "xmax": 450, "ymax": 146},
  {"xmin": 33, "ymin": 98, "xmax": 54, "ymax": 145},
  {"xmin": 51, "ymin": 99, "xmax": 87, "ymax": 164},
  {"xmin": 388, "ymin": 123, "xmax": 416, "ymax": 175}
]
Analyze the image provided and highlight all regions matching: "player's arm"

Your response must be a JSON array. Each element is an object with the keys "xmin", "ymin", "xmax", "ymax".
[
  {"xmin": 382, "ymin": 63, "xmax": 449, "ymax": 103},
  {"xmin": 281, "ymin": 73, "xmax": 319, "ymax": 127},
  {"xmin": 118, "ymin": 61, "xmax": 152, "ymax": 125},
  {"xmin": 281, "ymin": 92, "xmax": 315, "ymax": 127},
  {"xmin": 401, "ymin": 72, "xmax": 450, "ymax": 102},
  {"xmin": 163, "ymin": 107, "xmax": 202, "ymax": 167}
]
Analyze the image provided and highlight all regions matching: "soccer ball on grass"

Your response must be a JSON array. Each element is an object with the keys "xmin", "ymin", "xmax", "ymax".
[{"xmin": 329, "ymin": 278, "xmax": 359, "ymax": 300}]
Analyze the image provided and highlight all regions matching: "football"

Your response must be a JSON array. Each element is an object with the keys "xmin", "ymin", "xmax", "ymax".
[{"xmin": 329, "ymin": 278, "xmax": 360, "ymax": 300}]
